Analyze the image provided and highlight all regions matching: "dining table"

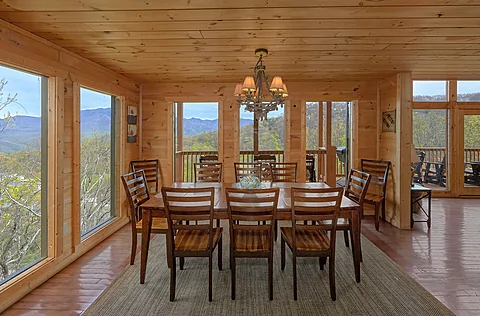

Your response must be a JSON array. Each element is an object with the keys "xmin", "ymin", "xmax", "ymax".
[{"xmin": 139, "ymin": 182, "xmax": 362, "ymax": 284}]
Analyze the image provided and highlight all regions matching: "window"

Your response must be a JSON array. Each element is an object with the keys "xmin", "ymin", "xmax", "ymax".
[
  {"xmin": 413, "ymin": 81, "xmax": 448, "ymax": 102},
  {"xmin": 457, "ymin": 81, "xmax": 480, "ymax": 102},
  {"xmin": 182, "ymin": 102, "xmax": 219, "ymax": 151},
  {"xmin": 306, "ymin": 102, "xmax": 320, "ymax": 150},
  {"xmin": 239, "ymin": 105, "xmax": 254, "ymax": 152},
  {"xmin": 0, "ymin": 64, "xmax": 48, "ymax": 284},
  {"xmin": 413, "ymin": 110, "xmax": 449, "ymax": 190},
  {"xmin": 174, "ymin": 102, "xmax": 219, "ymax": 182},
  {"xmin": 258, "ymin": 108, "xmax": 285, "ymax": 151},
  {"xmin": 80, "ymin": 87, "xmax": 116, "ymax": 236}
]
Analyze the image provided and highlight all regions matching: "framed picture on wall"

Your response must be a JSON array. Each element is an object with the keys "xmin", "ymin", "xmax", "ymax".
[
  {"xmin": 127, "ymin": 105, "xmax": 137, "ymax": 143},
  {"xmin": 382, "ymin": 109, "xmax": 396, "ymax": 132}
]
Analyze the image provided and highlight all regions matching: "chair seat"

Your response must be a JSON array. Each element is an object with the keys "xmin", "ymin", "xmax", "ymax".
[
  {"xmin": 364, "ymin": 193, "xmax": 383, "ymax": 204},
  {"xmin": 281, "ymin": 227, "xmax": 330, "ymax": 251},
  {"xmin": 234, "ymin": 230, "xmax": 270, "ymax": 252},
  {"xmin": 175, "ymin": 227, "xmax": 223, "ymax": 251},
  {"xmin": 136, "ymin": 217, "xmax": 169, "ymax": 232}
]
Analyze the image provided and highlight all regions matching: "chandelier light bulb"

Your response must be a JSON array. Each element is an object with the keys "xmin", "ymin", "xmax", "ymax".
[{"xmin": 234, "ymin": 83, "xmax": 243, "ymax": 96}]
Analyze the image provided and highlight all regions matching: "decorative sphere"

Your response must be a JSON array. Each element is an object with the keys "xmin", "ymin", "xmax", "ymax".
[{"xmin": 239, "ymin": 175, "xmax": 261, "ymax": 189}]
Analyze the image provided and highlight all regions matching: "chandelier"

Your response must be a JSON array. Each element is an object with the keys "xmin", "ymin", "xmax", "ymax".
[{"xmin": 234, "ymin": 48, "xmax": 288, "ymax": 121}]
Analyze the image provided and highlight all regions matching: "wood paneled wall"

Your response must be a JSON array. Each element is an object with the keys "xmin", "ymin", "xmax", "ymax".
[
  {"xmin": 378, "ymin": 73, "xmax": 412, "ymax": 229},
  {"xmin": 140, "ymin": 81, "xmax": 379, "ymax": 186},
  {"xmin": 0, "ymin": 19, "xmax": 140, "ymax": 311}
]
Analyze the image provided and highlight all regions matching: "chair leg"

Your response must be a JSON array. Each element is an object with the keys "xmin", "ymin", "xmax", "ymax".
[
  {"xmin": 209, "ymin": 254, "xmax": 213, "ymax": 302},
  {"xmin": 216, "ymin": 219, "xmax": 220, "ymax": 227},
  {"xmin": 130, "ymin": 229, "xmax": 137, "ymax": 265},
  {"xmin": 374, "ymin": 203, "xmax": 380, "ymax": 231},
  {"xmin": 281, "ymin": 237, "xmax": 286, "ymax": 271},
  {"xmin": 231, "ymin": 256, "xmax": 236, "ymax": 300},
  {"xmin": 179, "ymin": 257, "xmax": 185, "ymax": 270},
  {"xmin": 170, "ymin": 255, "xmax": 176, "ymax": 302},
  {"xmin": 343, "ymin": 230, "xmax": 349, "ymax": 247},
  {"xmin": 319, "ymin": 256, "xmax": 326, "ymax": 270},
  {"xmin": 329, "ymin": 256, "xmax": 336, "ymax": 301},
  {"xmin": 268, "ymin": 253, "xmax": 273, "ymax": 301},
  {"xmin": 274, "ymin": 220, "xmax": 278, "ymax": 241},
  {"xmin": 218, "ymin": 236, "xmax": 223, "ymax": 271},
  {"xmin": 293, "ymin": 254, "xmax": 298, "ymax": 301},
  {"xmin": 381, "ymin": 199, "xmax": 386, "ymax": 223}
]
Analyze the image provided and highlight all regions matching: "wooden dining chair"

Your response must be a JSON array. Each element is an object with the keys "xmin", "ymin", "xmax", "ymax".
[
  {"xmin": 361, "ymin": 159, "xmax": 391, "ymax": 231},
  {"xmin": 254, "ymin": 154, "xmax": 276, "ymax": 181},
  {"xmin": 234, "ymin": 162, "xmax": 262, "ymax": 182},
  {"xmin": 161, "ymin": 187, "xmax": 223, "ymax": 302},
  {"xmin": 194, "ymin": 162, "xmax": 222, "ymax": 182},
  {"xmin": 121, "ymin": 170, "xmax": 168, "ymax": 266},
  {"xmin": 225, "ymin": 187, "xmax": 279, "ymax": 300},
  {"xmin": 340, "ymin": 169, "xmax": 371, "ymax": 260},
  {"xmin": 130, "ymin": 159, "xmax": 159, "ymax": 193},
  {"xmin": 270, "ymin": 162, "xmax": 298, "ymax": 182},
  {"xmin": 281, "ymin": 187, "xmax": 344, "ymax": 301}
]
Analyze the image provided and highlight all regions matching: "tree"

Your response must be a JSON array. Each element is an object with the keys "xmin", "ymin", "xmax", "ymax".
[{"xmin": 0, "ymin": 78, "xmax": 19, "ymax": 132}]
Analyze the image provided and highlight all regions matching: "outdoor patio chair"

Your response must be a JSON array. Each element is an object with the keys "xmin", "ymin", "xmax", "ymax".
[
  {"xmin": 281, "ymin": 187, "xmax": 344, "ymax": 301},
  {"xmin": 199, "ymin": 154, "xmax": 219, "ymax": 163},
  {"xmin": 161, "ymin": 187, "xmax": 223, "ymax": 302},
  {"xmin": 306, "ymin": 154, "xmax": 316, "ymax": 182},
  {"xmin": 423, "ymin": 156, "xmax": 446, "ymax": 187},
  {"xmin": 225, "ymin": 187, "xmax": 279, "ymax": 300}
]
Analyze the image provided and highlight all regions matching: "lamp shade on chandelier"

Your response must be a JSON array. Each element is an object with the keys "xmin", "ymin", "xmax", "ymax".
[{"xmin": 234, "ymin": 48, "xmax": 288, "ymax": 120}]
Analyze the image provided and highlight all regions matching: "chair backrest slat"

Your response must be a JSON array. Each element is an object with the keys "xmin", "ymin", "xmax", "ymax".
[
  {"xmin": 194, "ymin": 162, "xmax": 222, "ymax": 182},
  {"xmin": 270, "ymin": 162, "xmax": 298, "ymax": 183},
  {"xmin": 130, "ymin": 159, "xmax": 159, "ymax": 193}
]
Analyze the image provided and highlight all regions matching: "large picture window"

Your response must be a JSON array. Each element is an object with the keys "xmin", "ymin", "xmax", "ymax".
[
  {"xmin": 80, "ymin": 87, "xmax": 116, "ymax": 236},
  {"xmin": 0, "ymin": 64, "xmax": 48, "ymax": 284}
]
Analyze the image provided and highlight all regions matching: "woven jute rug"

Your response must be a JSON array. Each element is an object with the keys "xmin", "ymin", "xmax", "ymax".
[{"xmin": 83, "ymin": 232, "xmax": 453, "ymax": 316}]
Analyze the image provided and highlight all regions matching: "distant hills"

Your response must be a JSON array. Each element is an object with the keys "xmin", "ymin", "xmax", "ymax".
[
  {"xmin": 184, "ymin": 117, "xmax": 253, "ymax": 136},
  {"xmin": 0, "ymin": 109, "xmax": 254, "ymax": 153}
]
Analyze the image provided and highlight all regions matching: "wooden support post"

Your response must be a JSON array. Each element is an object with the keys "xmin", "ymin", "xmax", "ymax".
[
  {"xmin": 325, "ymin": 101, "xmax": 336, "ymax": 186},
  {"xmin": 175, "ymin": 102, "xmax": 183, "ymax": 182},
  {"xmin": 396, "ymin": 72, "xmax": 413, "ymax": 229}
]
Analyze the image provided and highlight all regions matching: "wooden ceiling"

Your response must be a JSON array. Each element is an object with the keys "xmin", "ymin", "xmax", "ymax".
[{"xmin": 1, "ymin": 0, "xmax": 480, "ymax": 83}]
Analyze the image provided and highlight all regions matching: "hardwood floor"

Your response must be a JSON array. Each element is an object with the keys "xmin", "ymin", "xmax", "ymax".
[{"xmin": 2, "ymin": 198, "xmax": 479, "ymax": 315}]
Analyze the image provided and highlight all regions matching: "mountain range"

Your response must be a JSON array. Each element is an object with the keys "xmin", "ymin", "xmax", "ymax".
[{"xmin": 0, "ymin": 108, "xmax": 254, "ymax": 153}]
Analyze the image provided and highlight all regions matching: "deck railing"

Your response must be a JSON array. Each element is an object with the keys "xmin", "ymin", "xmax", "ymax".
[
  {"xmin": 177, "ymin": 148, "xmax": 343, "ymax": 182},
  {"xmin": 416, "ymin": 147, "xmax": 480, "ymax": 163}
]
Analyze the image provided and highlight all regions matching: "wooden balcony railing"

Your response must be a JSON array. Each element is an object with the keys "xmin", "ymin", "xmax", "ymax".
[
  {"xmin": 176, "ymin": 148, "xmax": 343, "ymax": 183},
  {"xmin": 416, "ymin": 147, "xmax": 480, "ymax": 163}
]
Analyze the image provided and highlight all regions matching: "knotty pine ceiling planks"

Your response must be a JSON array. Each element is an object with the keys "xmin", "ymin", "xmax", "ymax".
[{"xmin": 1, "ymin": 0, "xmax": 480, "ymax": 83}]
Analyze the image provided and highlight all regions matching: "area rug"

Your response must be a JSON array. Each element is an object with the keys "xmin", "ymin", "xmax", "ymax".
[{"xmin": 83, "ymin": 233, "xmax": 454, "ymax": 316}]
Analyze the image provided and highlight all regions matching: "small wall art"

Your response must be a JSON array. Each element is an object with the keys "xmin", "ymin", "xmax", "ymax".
[
  {"xmin": 127, "ymin": 105, "xmax": 137, "ymax": 143},
  {"xmin": 382, "ymin": 109, "xmax": 396, "ymax": 133}
]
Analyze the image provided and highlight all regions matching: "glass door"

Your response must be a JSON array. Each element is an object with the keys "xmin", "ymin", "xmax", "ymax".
[{"xmin": 459, "ymin": 111, "xmax": 480, "ymax": 195}]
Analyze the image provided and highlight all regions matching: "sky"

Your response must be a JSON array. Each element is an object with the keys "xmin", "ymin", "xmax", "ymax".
[{"xmin": 2, "ymin": 64, "xmax": 479, "ymax": 119}]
